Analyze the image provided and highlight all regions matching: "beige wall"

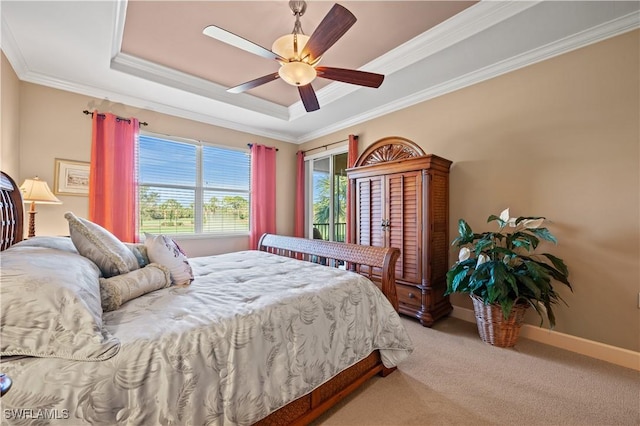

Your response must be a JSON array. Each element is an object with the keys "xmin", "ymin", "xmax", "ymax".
[
  {"xmin": 1, "ymin": 51, "xmax": 21, "ymax": 177},
  {"xmin": 301, "ymin": 31, "xmax": 640, "ymax": 352},
  {"xmin": 15, "ymin": 83, "xmax": 297, "ymax": 256}
]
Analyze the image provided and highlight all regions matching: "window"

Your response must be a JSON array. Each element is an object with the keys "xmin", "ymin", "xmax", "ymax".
[{"xmin": 137, "ymin": 133, "xmax": 250, "ymax": 237}]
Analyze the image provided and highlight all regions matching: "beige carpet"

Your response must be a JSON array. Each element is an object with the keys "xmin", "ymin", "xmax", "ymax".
[{"xmin": 313, "ymin": 317, "xmax": 639, "ymax": 426}]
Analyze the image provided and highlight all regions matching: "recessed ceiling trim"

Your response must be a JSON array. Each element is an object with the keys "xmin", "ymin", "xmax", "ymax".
[
  {"xmin": 287, "ymin": 0, "xmax": 541, "ymax": 120},
  {"xmin": 297, "ymin": 10, "xmax": 640, "ymax": 143},
  {"xmin": 111, "ymin": 53, "xmax": 290, "ymax": 120},
  {"xmin": 110, "ymin": 0, "xmax": 127, "ymax": 59}
]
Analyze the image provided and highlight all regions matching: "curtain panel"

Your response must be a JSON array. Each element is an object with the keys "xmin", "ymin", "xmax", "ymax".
[
  {"xmin": 89, "ymin": 112, "xmax": 139, "ymax": 242},
  {"xmin": 249, "ymin": 144, "xmax": 277, "ymax": 249},
  {"xmin": 294, "ymin": 151, "xmax": 305, "ymax": 238},
  {"xmin": 345, "ymin": 134, "xmax": 358, "ymax": 244}
]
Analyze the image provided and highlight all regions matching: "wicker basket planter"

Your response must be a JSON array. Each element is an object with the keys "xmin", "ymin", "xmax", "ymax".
[{"xmin": 471, "ymin": 294, "xmax": 529, "ymax": 348}]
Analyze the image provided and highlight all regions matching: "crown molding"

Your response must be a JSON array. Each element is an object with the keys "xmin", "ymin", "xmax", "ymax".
[
  {"xmin": 0, "ymin": 14, "xmax": 29, "ymax": 76},
  {"xmin": 297, "ymin": 10, "xmax": 640, "ymax": 143},
  {"xmin": 15, "ymin": 66, "xmax": 297, "ymax": 143}
]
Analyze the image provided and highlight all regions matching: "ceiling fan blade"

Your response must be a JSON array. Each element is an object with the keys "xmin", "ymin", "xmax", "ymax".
[
  {"xmin": 316, "ymin": 67, "xmax": 384, "ymax": 88},
  {"xmin": 301, "ymin": 4, "xmax": 356, "ymax": 63},
  {"xmin": 227, "ymin": 73, "xmax": 280, "ymax": 94},
  {"xmin": 298, "ymin": 84, "xmax": 320, "ymax": 112},
  {"xmin": 203, "ymin": 25, "xmax": 285, "ymax": 62}
]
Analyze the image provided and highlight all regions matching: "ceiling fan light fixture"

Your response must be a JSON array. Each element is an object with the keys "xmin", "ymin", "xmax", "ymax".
[
  {"xmin": 271, "ymin": 34, "xmax": 311, "ymax": 62},
  {"xmin": 278, "ymin": 61, "xmax": 316, "ymax": 86}
]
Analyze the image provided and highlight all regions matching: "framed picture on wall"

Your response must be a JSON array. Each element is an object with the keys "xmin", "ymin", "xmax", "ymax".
[{"xmin": 54, "ymin": 159, "xmax": 90, "ymax": 196}]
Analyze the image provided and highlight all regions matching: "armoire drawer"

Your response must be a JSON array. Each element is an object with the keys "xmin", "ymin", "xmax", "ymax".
[{"xmin": 396, "ymin": 283, "xmax": 422, "ymax": 309}]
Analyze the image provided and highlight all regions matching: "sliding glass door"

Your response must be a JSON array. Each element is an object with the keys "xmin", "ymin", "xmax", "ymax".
[{"xmin": 307, "ymin": 150, "xmax": 348, "ymax": 242}]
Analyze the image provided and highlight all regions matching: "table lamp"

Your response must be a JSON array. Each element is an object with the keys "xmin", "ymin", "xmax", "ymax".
[{"xmin": 19, "ymin": 177, "xmax": 62, "ymax": 238}]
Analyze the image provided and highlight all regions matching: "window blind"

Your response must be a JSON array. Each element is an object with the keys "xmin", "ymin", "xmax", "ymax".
[{"xmin": 137, "ymin": 133, "xmax": 250, "ymax": 236}]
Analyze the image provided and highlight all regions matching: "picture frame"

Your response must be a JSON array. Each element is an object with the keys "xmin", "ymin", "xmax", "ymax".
[{"xmin": 54, "ymin": 158, "xmax": 90, "ymax": 196}]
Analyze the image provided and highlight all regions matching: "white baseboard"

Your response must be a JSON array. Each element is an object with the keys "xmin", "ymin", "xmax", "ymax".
[{"xmin": 451, "ymin": 307, "xmax": 640, "ymax": 371}]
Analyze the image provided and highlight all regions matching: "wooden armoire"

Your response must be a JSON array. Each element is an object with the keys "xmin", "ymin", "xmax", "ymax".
[{"xmin": 347, "ymin": 137, "xmax": 452, "ymax": 326}]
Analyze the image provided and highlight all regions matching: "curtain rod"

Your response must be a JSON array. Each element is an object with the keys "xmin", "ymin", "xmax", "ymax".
[
  {"xmin": 302, "ymin": 138, "xmax": 348, "ymax": 154},
  {"xmin": 83, "ymin": 110, "xmax": 148, "ymax": 126},
  {"xmin": 247, "ymin": 143, "xmax": 279, "ymax": 152}
]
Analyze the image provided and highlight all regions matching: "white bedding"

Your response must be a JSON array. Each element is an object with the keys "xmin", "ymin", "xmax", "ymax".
[{"xmin": 1, "ymin": 250, "xmax": 413, "ymax": 425}]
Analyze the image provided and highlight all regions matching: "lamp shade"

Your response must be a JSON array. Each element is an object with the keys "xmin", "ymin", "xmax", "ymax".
[
  {"xmin": 271, "ymin": 34, "xmax": 310, "ymax": 61},
  {"xmin": 278, "ymin": 62, "xmax": 317, "ymax": 86},
  {"xmin": 19, "ymin": 177, "xmax": 62, "ymax": 204}
]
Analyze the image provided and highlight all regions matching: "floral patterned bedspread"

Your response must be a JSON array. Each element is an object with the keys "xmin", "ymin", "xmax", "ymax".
[{"xmin": 1, "ymin": 250, "xmax": 413, "ymax": 425}]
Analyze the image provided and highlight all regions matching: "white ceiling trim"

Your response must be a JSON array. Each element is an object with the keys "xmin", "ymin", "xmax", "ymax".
[
  {"xmin": 0, "ymin": 14, "xmax": 28, "ymax": 77},
  {"xmin": 296, "ymin": 10, "xmax": 640, "ymax": 143},
  {"xmin": 110, "ymin": 0, "xmax": 127, "ymax": 59},
  {"xmin": 111, "ymin": 53, "xmax": 290, "ymax": 120}
]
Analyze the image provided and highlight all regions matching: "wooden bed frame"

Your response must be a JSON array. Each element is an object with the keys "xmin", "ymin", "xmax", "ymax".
[{"xmin": 0, "ymin": 171, "xmax": 401, "ymax": 425}]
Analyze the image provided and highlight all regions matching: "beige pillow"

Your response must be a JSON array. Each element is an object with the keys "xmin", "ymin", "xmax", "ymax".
[
  {"xmin": 0, "ymin": 245, "xmax": 120, "ymax": 361},
  {"xmin": 100, "ymin": 263, "xmax": 171, "ymax": 311},
  {"xmin": 65, "ymin": 212, "xmax": 139, "ymax": 278},
  {"xmin": 144, "ymin": 233, "xmax": 194, "ymax": 285}
]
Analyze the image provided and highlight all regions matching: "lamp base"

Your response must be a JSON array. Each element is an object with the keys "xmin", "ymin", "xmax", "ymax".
[{"xmin": 27, "ymin": 203, "xmax": 37, "ymax": 238}]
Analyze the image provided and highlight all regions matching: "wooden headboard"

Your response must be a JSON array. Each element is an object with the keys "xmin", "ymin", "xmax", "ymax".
[{"xmin": 1, "ymin": 171, "xmax": 24, "ymax": 251}]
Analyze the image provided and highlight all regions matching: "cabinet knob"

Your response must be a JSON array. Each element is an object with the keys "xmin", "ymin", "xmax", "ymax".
[{"xmin": 408, "ymin": 292, "xmax": 415, "ymax": 299}]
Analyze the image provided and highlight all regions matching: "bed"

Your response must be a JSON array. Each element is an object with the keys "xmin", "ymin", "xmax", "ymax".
[{"xmin": 0, "ymin": 171, "xmax": 412, "ymax": 425}]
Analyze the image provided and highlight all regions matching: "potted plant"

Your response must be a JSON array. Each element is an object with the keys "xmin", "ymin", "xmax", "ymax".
[{"xmin": 446, "ymin": 208, "xmax": 572, "ymax": 347}]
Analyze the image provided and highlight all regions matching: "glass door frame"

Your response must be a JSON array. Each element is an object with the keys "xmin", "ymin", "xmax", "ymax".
[{"xmin": 304, "ymin": 146, "xmax": 348, "ymax": 241}]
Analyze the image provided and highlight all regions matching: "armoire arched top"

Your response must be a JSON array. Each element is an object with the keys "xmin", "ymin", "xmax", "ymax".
[{"xmin": 354, "ymin": 136, "xmax": 426, "ymax": 167}]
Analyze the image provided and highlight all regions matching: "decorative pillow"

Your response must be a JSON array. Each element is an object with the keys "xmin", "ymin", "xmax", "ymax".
[
  {"xmin": 13, "ymin": 236, "xmax": 78, "ymax": 253},
  {"xmin": 144, "ymin": 233, "xmax": 194, "ymax": 285},
  {"xmin": 124, "ymin": 242, "xmax": 150, "ymax": 268},
  {"xmin": 0, "ymin": 245, "xmax": 120, "ymax": 361},
  {"xmin": 65, "ymin": 212, "xmax": 139, "ymax": 278},
  {"xmin": 99, "ymin": 263, "xmax": 171, "ymax": 312}
]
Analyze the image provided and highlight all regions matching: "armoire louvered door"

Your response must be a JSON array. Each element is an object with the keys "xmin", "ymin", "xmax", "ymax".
[
  {"xmin": 386, "ymin": 171, "xmax": 422, "ymax": 284},
  {"xmin": 348, "ymin": 137, "xmax": 452, "ymax": 327}
]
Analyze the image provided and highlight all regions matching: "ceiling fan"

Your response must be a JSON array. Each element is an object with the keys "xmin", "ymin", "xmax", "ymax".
[{"xmin": 202, "ymin": 1, "xmax": 384, "ymax": 112}]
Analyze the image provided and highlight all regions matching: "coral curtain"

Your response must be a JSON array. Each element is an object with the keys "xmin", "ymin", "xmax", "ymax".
[
  {"xmin": 249, "ymin": 144, "xmax": 277, "ymax": 249},
  {"xmin": 345, "ymin": 134, "xmax": 358, "ymax": 243},
  {"xmin": 89, "ymin": 112, "xmax": 139, "ymax": 242},
  {"xmin": 294, "ymin": 150, "xmax": 305, "ymax": 238}
]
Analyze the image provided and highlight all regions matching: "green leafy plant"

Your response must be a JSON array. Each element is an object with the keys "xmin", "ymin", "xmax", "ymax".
[{"xmin": 445, "ymin": 208, "xmax": 572, "ymax": 328}]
